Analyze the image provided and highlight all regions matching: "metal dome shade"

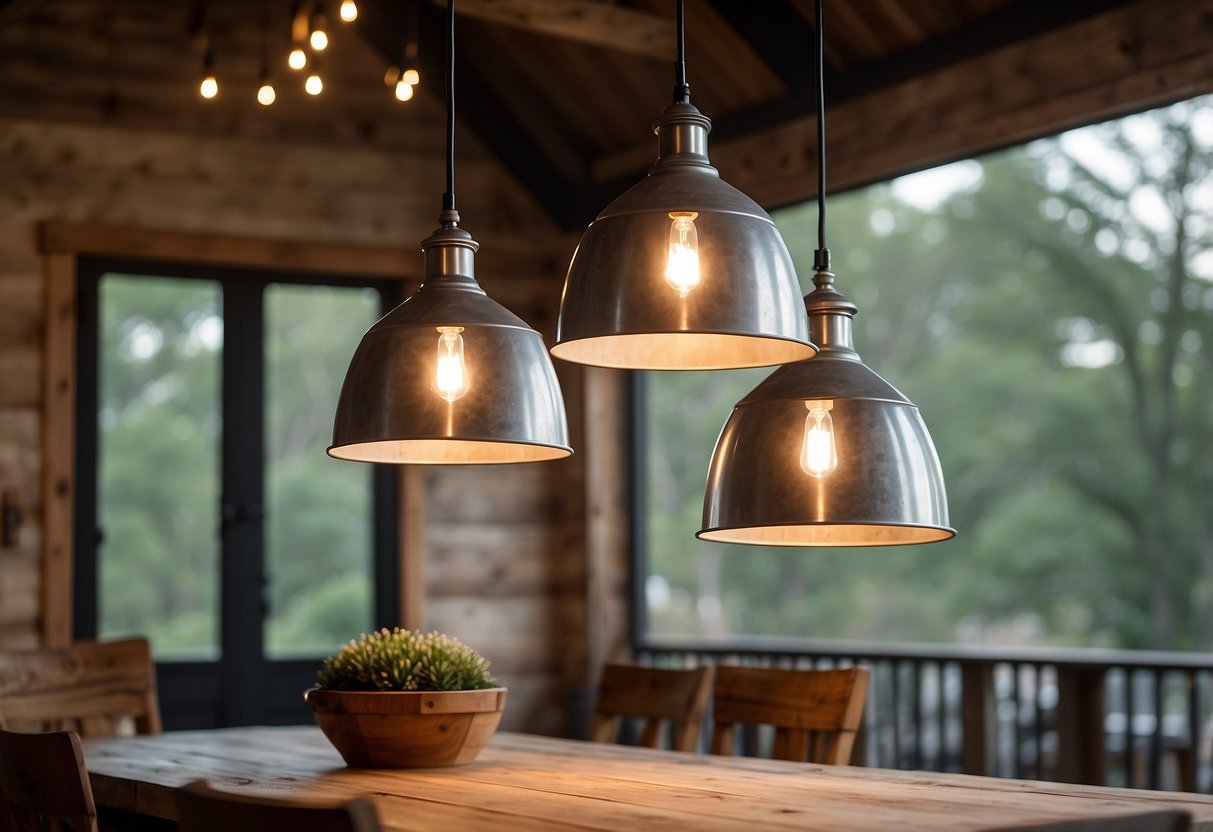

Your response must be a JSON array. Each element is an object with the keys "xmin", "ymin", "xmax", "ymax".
[
  {"xmin": 551, "ymin": 103, "xmax": 816, "ymax": 370},
  {"xmin": 329, "ymin": 219, "xmax": 571, "ymax": 464},
  {"xmin": 699, "ymin": 272, "xmax": 953, "ymax": 546}
]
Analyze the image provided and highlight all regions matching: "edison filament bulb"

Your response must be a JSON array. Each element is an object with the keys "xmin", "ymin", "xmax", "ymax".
[
  {"xmin": 664, "ymin": 211, "xmax": 700, "ymax": 296},
  {"xmin": 800, "ymin": 402, "xmax": 838, "ymax": 478},
  {"xmin": 435, "ymin": 327, "xmax": 469, "ymax": 402}
]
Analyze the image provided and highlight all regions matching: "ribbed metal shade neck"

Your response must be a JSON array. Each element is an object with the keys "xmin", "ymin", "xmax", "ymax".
[
  {"xmin": 698, "ymin": 263, "xmax": 953, "ymax": 546},
  {"xmin": 328, "ymin": 212, "xmax": 571, "ymax": 465},
  {"xmin": 652, "ymin": 102, "xmax": 712, "ymax": 170},
  {"xmin": 805, "ymin": 267, "xmax": 860, "ymax": 360},
  {"xmin": 551, "ymin": 103, "xmax": 814, "ymax": 370}
]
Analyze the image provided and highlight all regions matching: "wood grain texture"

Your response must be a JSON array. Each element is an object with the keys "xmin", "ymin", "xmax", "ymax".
[
  {"xmin": 0, "ymin": 729, "xmax": 98, "ymax": 832},
  {"xmin": 589, "ymin": 664, "xmax": 712, "ymax": 752},
  {"xmin": 0, "ymin": 638, "xmax": 161, "ymax": 736},
  {"xmin": 80, "ymin": 726, "xmax": 1213, "ymax": 831},
  {"xmin": 711, "ymin": 665, "xmax": 870, "ymax": 765}
]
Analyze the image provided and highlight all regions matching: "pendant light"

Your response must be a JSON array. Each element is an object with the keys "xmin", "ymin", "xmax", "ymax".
[
  {"xmin": 550, "ymin": 0, "xmax": 815, "ymax": 370},
  {"xmin": 328, "ymin": 0, "xmax": 571, "ymax": 465},
  {"xmin": 698, "ymin": 0, "xmax": 953, "ymax": 546}
]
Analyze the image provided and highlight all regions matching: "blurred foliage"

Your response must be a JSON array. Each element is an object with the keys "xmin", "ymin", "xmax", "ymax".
[
  {"xmin": 97, "ymin": 278, "xmax": 379, "ymax": 659},
  {"xmin": 643, "ymin": 97, "xmax": 1213, "ymax": 651}
]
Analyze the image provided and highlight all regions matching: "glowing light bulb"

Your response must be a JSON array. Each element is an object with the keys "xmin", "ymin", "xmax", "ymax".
[
  {"xmin": 800, "ymin": 402, "xmax": 838, "ymax": 478},
  {"xmin": 665, "ymin": 211, "xmax": 700, "ymax": 296},
  {"xmin": 257, "ymin": 82, "xmax": 276, "ymax": 106},
  {"xmin": 305, "ymin": 73, "xmax": 323, "ymax": 95},
  {"xmin": 288, "ymin": 47, "xmax": 307, "ymax": 70},
  {"xmin": 310, "ymin": 28, "xmax": 328, "ymax": 50},
  {"xmin": 435, "ymin": 327, "xmax": 469, "ymax": 402},
  {"xmin": 395, "ymin": 79, "xmax": 414, "ymax": 101},
  {"xmin": 340, "ymin": 0, "xmax": 357, "ymax": 21},
  {"xmin": 402, "ymin": 68, "xmax": 419, "ymax": 86},
  {"xmin": 199, "ymin": 75, "xmax": 219, "ymax": 99}
]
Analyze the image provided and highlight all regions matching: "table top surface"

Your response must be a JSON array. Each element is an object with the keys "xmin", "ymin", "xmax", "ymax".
[{"xmin": 83, "ymin": 726, "xmax": 1213, "ymax": 831}]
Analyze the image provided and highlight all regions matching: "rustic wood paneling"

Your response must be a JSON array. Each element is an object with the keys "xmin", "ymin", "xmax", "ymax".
[{"xmin": 0, "ymin": 102, "xmax": 593, "ymax": 735}]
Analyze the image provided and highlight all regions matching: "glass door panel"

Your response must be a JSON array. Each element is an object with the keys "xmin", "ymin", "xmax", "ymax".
[
  {"xmin": 263, "ymin": 284, "xmax": 380, "ymax": 658},
  {"xmin": 97, "ymin": 275, "xmax": 222, "ymax": 660}
]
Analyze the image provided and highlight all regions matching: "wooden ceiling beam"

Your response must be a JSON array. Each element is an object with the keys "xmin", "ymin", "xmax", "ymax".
[
  {"xmin": 591, "ymin": 0, "xmax": 1206, "ymax": 208},
  {"xmin": 709, "ymin": 0, "xmax": 1213, "ymax": 210},
  {"xmin": 354, "ymin": 1, "xmax": 588, "ymax": 230},
  {"xmin": 443, "ymin": 0, "xmax": 673, "ymax": 59}
]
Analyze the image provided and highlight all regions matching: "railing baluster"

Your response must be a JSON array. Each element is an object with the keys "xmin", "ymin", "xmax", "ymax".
[{"xmin": 1149, "ymin": 670, "xmax": 1163, "ymax": 790}]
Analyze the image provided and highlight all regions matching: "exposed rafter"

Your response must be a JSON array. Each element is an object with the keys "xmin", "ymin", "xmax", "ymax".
[
  {"xmin": 443, "ymin": 0, "xmax": 673, "ymax": 59},
  {"xmin": 354, "ymin": 1, "xmax": 588, "ymax": 229}
]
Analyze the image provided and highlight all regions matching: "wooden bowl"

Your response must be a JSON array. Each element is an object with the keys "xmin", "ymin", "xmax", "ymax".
[{"xmin": 306, "ymin": 687, "xmax": 507, "ymax": 768}]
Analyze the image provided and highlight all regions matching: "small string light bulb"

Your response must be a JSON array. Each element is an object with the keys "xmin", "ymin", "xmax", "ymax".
[
  {"xmin": 305, "ymin": 72, "xmax": 323, "ymax": 95},
  {"xmin": 339, "ymin": 0, "xmax": 357, "ymax": 22},
  {"xmin": 402, "ymin": 68, "xmax": 419, "ymax": 86},
  {"xmin": 288, "ymin": 47, "xmax": 307, "ymax": 70},
  {"xmin": 309, "ymin": 4, "xmax": 329, "ymax": 50},
  {"xmin": 665, "ymin": 211, "xmax": 700, "ymax": 296},
  {"xmin": 199, "ymin": 48, "xmax": 218, "ymax": 99},
  {"xmin": 257, "ymin": 80, "xmax": 276, "ymax": 106},
  {"xmin": 435, "ymin": 327, "xmax": 469, "ymax": 402},
  {"xmin": 800, "ymin": 401, "xmax": 838, "ymax": 478},
  {"xmin": 395, "ymin": 78, "xmax": 414, "ymax": 101}
]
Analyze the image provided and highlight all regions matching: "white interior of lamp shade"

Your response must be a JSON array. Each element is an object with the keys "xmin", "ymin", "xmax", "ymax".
[
  {"xmin": 328, "ymin": 439, "xmax": 572, "ymax": 465},
  {"xmin": 698, "ymin": 523, "xmax": 956, "ymax": 547},
  {"xmin": 550, "ymin": 332, "xmax": 816, "ymax": 370}
]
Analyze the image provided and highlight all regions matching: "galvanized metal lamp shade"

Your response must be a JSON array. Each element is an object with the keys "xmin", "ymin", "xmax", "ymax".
[
  {"xmin": 328, "ymin": 215, "xmax": 571, "ymax": 464},
  {"xmin": 699, "ymin": 270, "xmax": 954, "ymax": 546},
  {"xmin": 551, "ymin": 103, "xmax": 816, "ymax": 370}
]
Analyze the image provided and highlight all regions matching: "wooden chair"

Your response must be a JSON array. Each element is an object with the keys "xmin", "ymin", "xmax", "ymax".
[
  {"xmin": 589, "ymin": 664, "xmax": 712, "ymax": 752},
  {"xmin": 174, "ymin": 780, "xmax": 382, "ymax": 832},
  {"xmin": 0, "ymin": 729, "xmax": 99, "ymax": 832},
  {"xmin": 987, "ymin": 809, "xmax": 1191, "ymax": 831},
  {"xmin": 710, "ymin": 665, "xmax": 870, "ymax": 765},
  {"xmin": 0, "ymin": 639, "xmax": 162, "ymax": 737}
]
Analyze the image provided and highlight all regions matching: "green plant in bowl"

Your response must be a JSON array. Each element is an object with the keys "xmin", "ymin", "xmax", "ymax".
[{"xmin": 316, "ymin": 627, "xmax": 497, "ymax": 692}]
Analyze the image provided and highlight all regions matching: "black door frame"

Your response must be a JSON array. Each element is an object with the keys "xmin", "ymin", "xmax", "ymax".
[{"xmin": 74, "ymin": 256, "xmax": 400, "ymax": 729}]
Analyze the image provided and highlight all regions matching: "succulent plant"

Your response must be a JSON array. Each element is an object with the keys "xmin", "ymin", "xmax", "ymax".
[{"xmin": 316, "ymin": 627, "xmax": 496, "ymax": 692}]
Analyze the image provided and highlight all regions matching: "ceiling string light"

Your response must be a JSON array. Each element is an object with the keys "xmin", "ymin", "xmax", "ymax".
[
  {"xmin": 329, "ymin": 0, "xmax": 571, "ymax": 465},
  {"xmin": 257, "ymin": 0, "xmax": 276, "ymax": 105},
  {"xmin": 698, "ymin": 0, "xmax": 954, "ymax": 547},
  {"xmin": 550, "ymin": 0, "xmax": 814, "ymax": 370}
]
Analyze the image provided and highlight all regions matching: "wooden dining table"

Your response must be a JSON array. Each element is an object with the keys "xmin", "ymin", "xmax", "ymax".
[{"xmin": 83, "ymin": 725, "xmax": 1213, "ymax": 831}]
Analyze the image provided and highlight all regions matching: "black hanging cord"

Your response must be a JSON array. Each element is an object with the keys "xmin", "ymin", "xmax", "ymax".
[
  {"xmin": 260, "ymin": 0, "xmax": 271, "ymax": 77},
  {"xmin": 672, "ymin": 0, "xmax": 690, "ymax": 103},
  {"xmin": 443, "ymin": 0, "xmax": 456, "ymax": 213},
  {"xmin": 814, "ymin": 0, "xmax": 830, "ymax": 273}
]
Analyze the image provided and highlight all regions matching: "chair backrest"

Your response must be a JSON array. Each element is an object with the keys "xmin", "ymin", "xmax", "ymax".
[
  {"xmin": 0, "ymin": 730, "xmax": 98, "ymax": 832},
  {"xmin": 589, "ymin": 664, "xmax": 713, "ymax": 752},
  {"xmin": 987, "ymin": 809, "xmax": 1191, "ymax": 832},
  {"xmin": 0, "ymin": 639, "xmax": 162, "ymax": 737},
  {"xmin": 174, "ymin": 780, "xmax": 383, "ymax": 832},
  {"xmin": 710, "ymin": 665, "xmax": 870, "ymax": 765}
]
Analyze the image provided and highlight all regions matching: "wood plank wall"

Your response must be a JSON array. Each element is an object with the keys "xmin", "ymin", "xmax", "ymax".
[{"xmin": 0, "ymin": 0, "xmax": 633, "ymax": 734}]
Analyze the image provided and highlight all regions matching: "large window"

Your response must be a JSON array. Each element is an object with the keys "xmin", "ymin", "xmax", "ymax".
[
  {"xmin": 76, "ymin": 260, "xmax": 398, "ymax": 727},
  {"xmin": 639, "ymin": 97, "xmax": 1213, "ymax": 652}
]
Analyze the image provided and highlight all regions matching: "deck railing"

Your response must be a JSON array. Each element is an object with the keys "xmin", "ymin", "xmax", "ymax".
[{"xmin": 636, "ymin": 637, "xmax": 1213, "ymax": 792}]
